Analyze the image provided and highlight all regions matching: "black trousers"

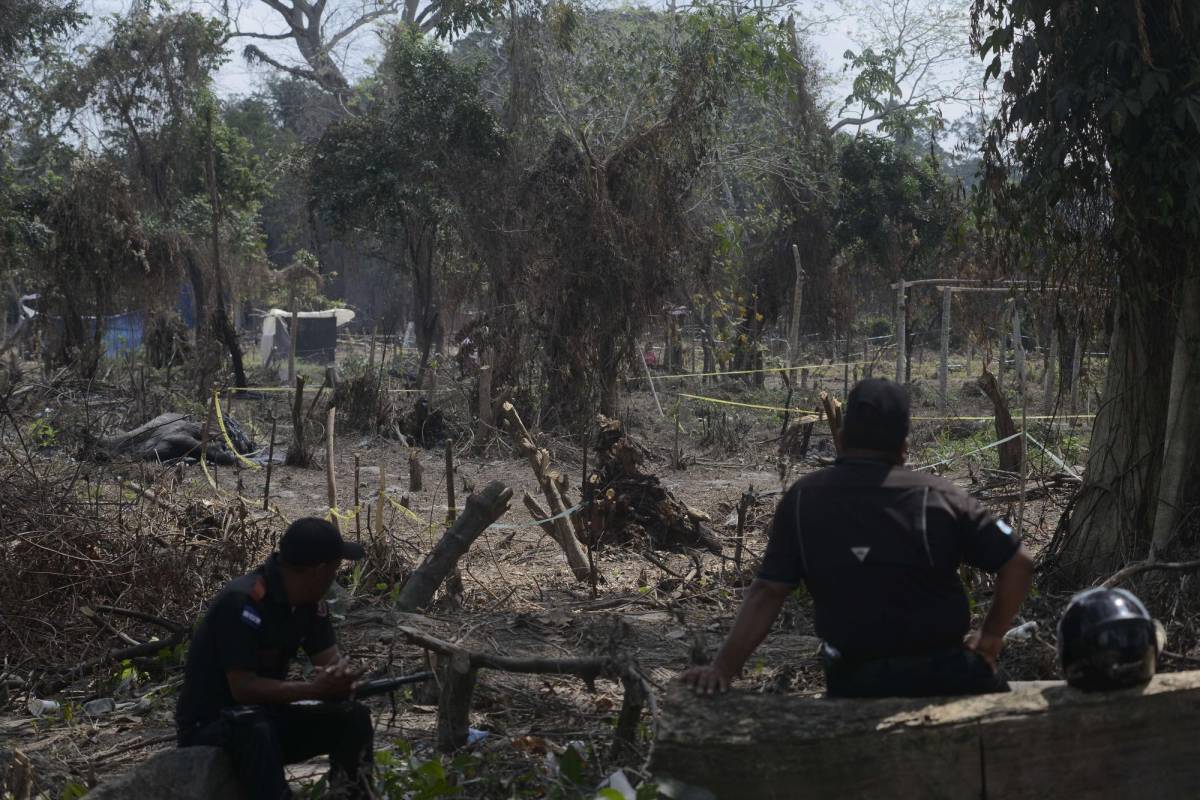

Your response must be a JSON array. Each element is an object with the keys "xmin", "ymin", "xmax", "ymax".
[
  {"xmin": 824, "ymin": 646, "xmax": 1010, "ymax": 698},
  {"xmin": 178, "ymin": 701, "xmax": 374, "ymax": 800}
]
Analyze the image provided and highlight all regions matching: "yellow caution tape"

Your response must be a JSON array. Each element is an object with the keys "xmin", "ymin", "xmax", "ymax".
[
  {"xmin": 382, "ymin": 492, "xmax": 438, "ymax": 527},
  {"xmin": 327, "ymin": 505, "xmax": 360, "ymax": 523},
  {"xmin": 681, "ymin": 391, "xmax": 1094, "ymax": 422},
  {"xmin": 650, "ymin": 359, "xmax": 868, "ymax": 381},
  {"xmin": 677, "ymin": 393, "xmax": 823, "ymax": 415},
  {"xmin": 213, "ymin": 390, "xmax": 262, "ymax": 471}
]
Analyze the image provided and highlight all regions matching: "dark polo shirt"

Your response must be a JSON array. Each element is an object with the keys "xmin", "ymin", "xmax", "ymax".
[
  {"xmin": 175, "ymin": 554, "xmax": 336, "ymax": 732},
  {"xmin": 759, "ymin": 457, "xmax": 1019, "ymax": 662}
]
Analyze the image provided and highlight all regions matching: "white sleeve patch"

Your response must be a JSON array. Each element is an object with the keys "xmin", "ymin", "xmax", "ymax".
[{"xmin": 996, "ymin": 519, "xmax": 1014, "ymax": 536}]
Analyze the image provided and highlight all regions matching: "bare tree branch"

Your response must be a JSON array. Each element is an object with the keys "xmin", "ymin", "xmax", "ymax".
[{"xmin": 242, "ymin": 44, "xmax": 319, "ymax": 82}]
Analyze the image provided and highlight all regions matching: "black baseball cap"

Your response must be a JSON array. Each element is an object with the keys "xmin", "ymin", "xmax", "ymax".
[
  {"xmin": 842, "ymin": 378, "xmax": 910, "ymax": 452},
  {"xmin": 279, "ymin": 517, "xmax": 365, "ymax": 566}
]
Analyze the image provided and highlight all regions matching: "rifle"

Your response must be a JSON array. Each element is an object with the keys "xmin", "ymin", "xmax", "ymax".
[{"xmin": 354, "ymin": 671, "xmax": 435, "ymax": 699}]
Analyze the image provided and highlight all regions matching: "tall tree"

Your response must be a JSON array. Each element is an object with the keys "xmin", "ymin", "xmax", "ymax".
[
  {"xmin": 974, "ymin": 0, "xmax": 1200, "ymax": 581},
  {"xmin": 310, "ymin": 28, "xmax": 504, "ymax": 387}
]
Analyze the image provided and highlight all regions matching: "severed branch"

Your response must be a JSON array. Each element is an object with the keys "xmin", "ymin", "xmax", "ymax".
[
  {"xmin": 394, "ymin": 481, "xmax": 512, "ymax": 611},
  {"xmin": 40, "ymin": 610, "xmax": 187, "ymax": 694},
  {"xmin": 1101, "ymin": 558, "xmax": 1200, "ymax": 589},
  {"xmin": 501, "ymin": 402, "xmax": 591, "ymax": 580}
]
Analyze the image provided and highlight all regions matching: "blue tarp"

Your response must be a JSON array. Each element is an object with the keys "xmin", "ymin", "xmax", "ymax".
[{"xmin": 94, "ymin": 312, "xmax": 144, "ymax": 358}]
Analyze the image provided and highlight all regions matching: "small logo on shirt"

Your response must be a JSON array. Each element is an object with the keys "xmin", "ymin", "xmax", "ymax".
[
  {"xmin": 316, "ymin": 601, "xmax": 328, "ymax": 618},
  {"xmin": 240, "ymin": 606, "xmax": 262, "ymax": 629},
  {"xmin": 996, "ymin": 520, "xmax": 1014, "ymax": 536},
  {"xmin": 851, "ymin": 547, "xmax": 871, "ymax": 563}
]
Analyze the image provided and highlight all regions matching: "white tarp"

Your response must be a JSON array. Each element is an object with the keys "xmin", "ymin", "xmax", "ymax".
[{"xmin": 257, "ymin": 308, "xmax": 355, "ymax": 368}]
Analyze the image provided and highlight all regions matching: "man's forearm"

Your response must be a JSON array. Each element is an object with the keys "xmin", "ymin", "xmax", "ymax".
[
  {"xmin": 982, "ymin": 547, "xmax": 1035, "ymax": 638},
  {"xmin": 229, "ymin": 675, "xmax": 318, "ymax": 705},
  {"xmin": 711, "ymin": 579, "xmax": 792, "ymax": 675}
]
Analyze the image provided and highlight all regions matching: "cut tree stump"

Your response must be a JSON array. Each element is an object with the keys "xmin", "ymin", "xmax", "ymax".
[
  {"xmin": 394, "ymin": 481, "xmax": 512, "ymax": 611},
  {"xmin": 651, "ymin": 671, "xmax": 1200, "ymax": 799},
  {"xmin": 978, "ymin": 369, "xmax": 1021, "ymax": 472}
]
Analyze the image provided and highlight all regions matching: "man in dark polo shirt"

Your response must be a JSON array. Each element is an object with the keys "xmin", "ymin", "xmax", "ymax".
[
  {"xmin": 176, "ymin": 517, "xmax": 374, "ymax": 799},
  {"xmin": 683, "ymin": 378, "xmax": 1034, "ymax": 698}
]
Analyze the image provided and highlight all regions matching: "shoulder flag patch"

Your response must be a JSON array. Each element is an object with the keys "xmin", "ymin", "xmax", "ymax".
[
  {"xmin": 851, "ymin": 547, "xmax": 871, "ymax": 563},
  {"xmin": 240, "ymin": 605, "xmax": 262, "ymax": 629}
]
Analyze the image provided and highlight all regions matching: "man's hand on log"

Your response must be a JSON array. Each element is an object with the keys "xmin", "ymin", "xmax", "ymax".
[
  {"xmin": 965, "ymin": 631, "xmax": 1003, "ymax": 670},
  {"xmin": 681, "ymin": 664, "xmax": 733, "ymax": 696}
]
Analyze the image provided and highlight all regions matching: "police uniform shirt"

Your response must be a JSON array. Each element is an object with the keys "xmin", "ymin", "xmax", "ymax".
[
  {"xmin": 176, "ymin": 554, "xmax": 336, "ymax": 731},
  {"xmin": 758, "ymin": 457, "xmax": 1019, "ymax": 662}
]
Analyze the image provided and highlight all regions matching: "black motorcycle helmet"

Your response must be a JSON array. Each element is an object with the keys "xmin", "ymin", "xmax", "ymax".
[{"xmin": 1058, "ymin": 587, "xmax": 1160, "ymax": 691}]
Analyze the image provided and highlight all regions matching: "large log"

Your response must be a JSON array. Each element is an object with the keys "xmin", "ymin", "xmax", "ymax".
[{"xmin": 650, "ymin": 671, "xmax": 1200, "ymax": 799}]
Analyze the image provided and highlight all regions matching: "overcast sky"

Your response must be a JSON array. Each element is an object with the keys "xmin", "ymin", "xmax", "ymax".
[{"xmin": 84, "ymin": 0, "xmax": 982, "ymax": 128}]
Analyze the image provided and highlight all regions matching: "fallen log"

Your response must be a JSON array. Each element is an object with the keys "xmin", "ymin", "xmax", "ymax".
[
  {"xmin": 651, "ymin": 671, "xmax": 1200, "ymax": 799},
  {"xmin": 394, "ymin": 481, "xmax": 512, "ymax": 611}
]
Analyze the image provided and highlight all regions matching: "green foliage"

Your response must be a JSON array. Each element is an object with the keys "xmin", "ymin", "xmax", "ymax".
[
  {"xmin": 312, "ymin": 30, "xmax": 504, "ymax": 239},
  {"xmin": 834, "ymin": 135, "xmax": 961, "ymax": 284},
  {"xmin": 973, "ymin": 0, "xmax": 1200, "ymax": 282},
  {"xmin": 24, "ymin": 417, "xmax": 57, "ymax": 448}
]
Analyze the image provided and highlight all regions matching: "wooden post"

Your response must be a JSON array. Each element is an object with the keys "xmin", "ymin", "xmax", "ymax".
[
  {"xmin": 409, "ymin": 449, "xmax": 423, "ymax": 492},
  {"xmin": 262, "ymin": 415, "xmax": 277, "ymax": 511},
  {"xmin": 437, "ymin": 650, "xmax": 478, "ymax": 754},
  {"xmin": 640, "ymin": 341, "xmax": 665, "ymax": 417},
  {"xmin": 1012, "ymin": 301, "xmax": 1026, "ymax": 398},
  {"xmin": 353, "ymin": 454, "xmax": 361, "ymax": 541},
  {"xmin": 367, "ymin": 324, "xmax": 377, "ymax": 372},
  {"xmin": 940, "ymin": 287, "xmax": 952, "ymax": 414},
  {"xmin": 325, "ymin": 405, "xmax": 338, "ymax": 530},
  {"xmin": 375, "ymin": 461, "xmax": 387, "ymax": 538},
  {"xmin": 1070, "ymin": 324, "xmax": 1084, "ymax": 416},
  {"xmin": 445, "ymin": 444, "xmax": 457, "ymax": 524},
  {"xmin": 287, "ymin": 374, "xmax": 308, "ymax": 466},
  {"xmin": 998, "ymin": 301, "xmax": 1008, "ymax": 393},
  {"xmin": 1042, "ymin": 321, "xmax": 1059, "ymax": 416},
  {"xmin": 476, "ymin": 363, "xmax": 493, "ymax": 441},
  {"xmin": 789, "ymin": 245, "xmax": 806, "ymax": 367},
  {"xmin": 894, "ymin": 281, "xmax": 907, "ymax": 384},
  {"xmin": 288, "ymin": 292, "xmax": 298, "ymax": 387}
]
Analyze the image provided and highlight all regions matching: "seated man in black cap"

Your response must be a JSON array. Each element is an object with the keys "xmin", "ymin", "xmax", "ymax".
[
  {"xmin": 683, "ymin": 378, "xmax": 1035, "ymax": 698},
  {"xmin": 176, "ymin": 517, "xmax": 374, "ymax": 799}
]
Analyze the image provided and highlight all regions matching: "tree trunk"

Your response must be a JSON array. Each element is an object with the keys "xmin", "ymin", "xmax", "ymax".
[
  {"xmin": 1053, "ymin": 291, "xmax": 1174, "ymax": 584},
  {"xmin": 206, "ymin": 120, "xmax": 247, "ymax": 390},
  {"xmin": 1150, "ymin": 272, "xmax": 1200, "ymax": 556}
]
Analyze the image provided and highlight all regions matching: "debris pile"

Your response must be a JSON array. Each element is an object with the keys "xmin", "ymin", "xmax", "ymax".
[{"xmin": 587, "ymin": 416, "xmax": 722, "ymax": 553}]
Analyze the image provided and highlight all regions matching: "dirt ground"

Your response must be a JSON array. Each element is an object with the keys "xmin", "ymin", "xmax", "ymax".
[{"xmin": 0, "ymin": 346, "xmax": 1124, "ymax": 797}]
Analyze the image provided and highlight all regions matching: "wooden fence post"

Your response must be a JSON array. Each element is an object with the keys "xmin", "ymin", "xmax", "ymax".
[
  {"xmin": 940, "ymin": 287, "xmax": 952, "ymax": 414},
  {"xmin": 894, "ymin": 281, "xmax": 907, "ymax": 384}
]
